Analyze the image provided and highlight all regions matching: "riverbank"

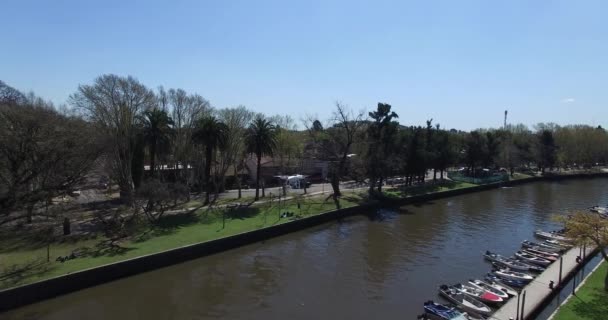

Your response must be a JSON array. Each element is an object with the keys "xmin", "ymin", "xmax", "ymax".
[
  {"xmin": 0, "ymin": 172, "xmax": 606, "ymax": 312},
  {"xmin": 551, "ymin": 261, "xmax": 607, "ymax": 320}
]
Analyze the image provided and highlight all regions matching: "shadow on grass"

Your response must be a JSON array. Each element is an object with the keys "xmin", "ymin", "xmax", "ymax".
[
  {"xmin": 0, "ymin": 258, "xmax": 56, "ymax": 288},
  {"xmin": 394, "ymin": 180, "xmax": 462, "ymax": 197},
  {"xmin": 75, "ymin": 239, "xmax": 136, "ymax": 258},
  {"xmin": 571, "ymin": 288, "xmax": 608, "ymax": 320},
  {"xmin": 0, "ymin": 227, "xmax": 54, "ymax": 254}
]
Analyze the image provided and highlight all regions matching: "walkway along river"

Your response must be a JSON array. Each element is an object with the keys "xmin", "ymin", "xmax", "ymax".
[{"xmin": 3, "ymin": 178, "xmax": 608, "ymax": 320}]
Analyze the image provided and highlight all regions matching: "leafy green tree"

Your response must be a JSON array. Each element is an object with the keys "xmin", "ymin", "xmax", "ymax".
[
  {"xmin": 142, "ymin": 108, "xmax": 174, "ymax": 178},
  {"xmin": 465, "ymin": 131, "xmax": 487, "ymax": 176},
  {"xmin": 245, "ymin": 116, "xmax": 277, "ymax": 201},
  {"xmin": 537, "ymin": 129, "xmax": 557, "ymax": 173},
  {"xmin": 193, "ymin": 116, "xmax": 229, "ymax": 205},
  {"xmin": 366, "ymin": 103, "xmax": 399, "ymax": 193}
]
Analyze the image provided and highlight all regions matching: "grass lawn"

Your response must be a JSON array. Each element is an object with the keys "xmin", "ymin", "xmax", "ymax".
[
  {"xmin": 382, "ymin": 180, "xmax": 477, "ymax": 199},
  {"xmin": 0, "ymin": 192, "xmax": 365, "ymax": 290},
  {"xmin": 552, "ymin": 261, "xmax": 608, "ymax": 320}
]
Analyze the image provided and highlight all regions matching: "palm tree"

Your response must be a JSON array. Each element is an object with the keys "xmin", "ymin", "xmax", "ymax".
[
  {"xmin": 142, "ymin": 108, "xmax": 174, "ymax": 178},
  {"xmin": 245, "ymin": 116, "xmax": 277, "ymax": 200},
  {"xmin": 193, "ymin": 116, "xmax": 229, "ymax": 205}
]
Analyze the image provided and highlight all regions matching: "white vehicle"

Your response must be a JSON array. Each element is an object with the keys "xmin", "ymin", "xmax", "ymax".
[{"xmin": 287, "ymin": 175, "xmax": 311, "ymax": 189}]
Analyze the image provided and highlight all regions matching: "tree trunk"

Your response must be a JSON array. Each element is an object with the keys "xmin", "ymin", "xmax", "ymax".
[
  {"xmin": 377, "ymin": 176, "xmax": 383, "ymax": 193},
  {"xmin": 440, "ymin": 169, "xmax": 444, "ymax": 180},
  {"xmin": 26, "ymin": 204, "xmax": 33, "ymax": 224},
  {"xmin": 433, "ymin": 169, "xmax": 437, "ymax": 181},
  {"xmin": 150, "ymin": 142, "xmax": 156, "ymax": 178},
  {"xmin": 235, "ymin": 166, "xmax": 242, "ymax": 199},
  {"xmin": 255, "ymin": 153, "xmax": 261, "ymax": 200},
  {"xmin": 204, "ymin": 145, "xmax": 212, "ymax": 205}
]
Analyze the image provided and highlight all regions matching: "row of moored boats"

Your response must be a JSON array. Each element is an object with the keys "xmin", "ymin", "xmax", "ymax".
[{"xmin": 420, "ymin": 229, "xmax": 572, "ymax": 320}]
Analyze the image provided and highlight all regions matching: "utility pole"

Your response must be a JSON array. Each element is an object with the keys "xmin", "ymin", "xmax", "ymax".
[{"xmin": 504, "ymin": 110, "xmax": 508, "ymax": 129}]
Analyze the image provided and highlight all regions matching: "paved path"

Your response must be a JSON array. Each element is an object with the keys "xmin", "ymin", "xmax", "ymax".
[{"xmin": 491, "ymin": 245, "xmax": 592, "ymax": 320}]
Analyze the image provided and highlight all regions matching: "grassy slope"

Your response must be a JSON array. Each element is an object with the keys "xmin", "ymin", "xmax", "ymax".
[
  {"xmin": 553, "ymin": 262, "xmax": 608, "ymax": 320},
  {"xmin": 0, "ymin": 193, "xmax": 363, "ymax": 289}
]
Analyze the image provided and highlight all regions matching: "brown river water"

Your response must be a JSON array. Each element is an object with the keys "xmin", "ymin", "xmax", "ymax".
[{"xmin": 3, "ymin": 178, "xmax": 607, "ymax": 320}]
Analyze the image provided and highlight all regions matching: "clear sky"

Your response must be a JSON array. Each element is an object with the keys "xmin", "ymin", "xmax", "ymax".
[{"xmin": 1, "ymin": 0, "xmax": 607, "ymax": 130}]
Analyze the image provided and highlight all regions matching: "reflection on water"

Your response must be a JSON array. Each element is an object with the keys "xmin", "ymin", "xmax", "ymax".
[{"xmin": 3, "ymin": 178, "xmax": 608, "ymax": 320}]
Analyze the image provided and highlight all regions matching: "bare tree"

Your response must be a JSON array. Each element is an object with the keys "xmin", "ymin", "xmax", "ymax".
[
  {"xmin": 216, "ymin": 106, "xmax": 255, "ymax": 197},
  {"xmin": 168, "ymin": 89, "xmax": 211, "ymax": 185},
  {"xmin": 0, "ymin": 101, "xmax": 101, "ymax": 222},
  {"xmin": 304, "ymin": 102, "xmax": 365, "ymax": 207},
  {"xmin": 70, "ymin": 74, "xmax": 156, "ymax": 204}
]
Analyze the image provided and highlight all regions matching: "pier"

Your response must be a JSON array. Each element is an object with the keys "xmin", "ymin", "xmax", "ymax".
[{"xmin": 491, "ymin": 245, "xmax": 593, "ymax": 320}]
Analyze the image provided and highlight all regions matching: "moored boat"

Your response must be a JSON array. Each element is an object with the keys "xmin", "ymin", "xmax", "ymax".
[
  {"xmin": 493, "ymin": 268, "xmax": 534, "ymax": 282},
  {"xmin": 423, "ymin": 301, "xmax": 470, "ymax": 320},
  {"xmin": 522, "ymin": 249, "xmax": 558, "ymax": 262},
  {"xmin": 439, "ymin": 285, "xmax": 493, "ymax": 316},
  {"xmin": 478, "ymin": 277, "xmax": 519, "ymax": 296},
  {"xmin": 485, "ymin": 251, "xmax": 544, "ymax": 272},
  {"xmin": 453, "ymin": 283, "xmax": 504, "ymax": 304},
  {"xmin": 522, "ymin": 240, "xmax": 564, "ymax": 253},
  {"xmin": 515, "ymin": 251, "xmax": 552, "ymax": 266},
  {"xmin": 523, "ymin": 247, "xmax": 559, "ymax": 258},
  {"xmin": 486, "ymin": 273, "xmax": 527, "ymax": 288},
  {"xmin": 534, "ymin": 230, "xmax": 571, "ymax": 242},
  {"xmin": 468, "ymin": 279, "xmax": 509, "ymax": 300}
]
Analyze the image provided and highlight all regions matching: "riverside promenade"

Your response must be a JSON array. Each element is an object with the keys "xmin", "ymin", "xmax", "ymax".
[{"xmin": 492, "ymin": 245, "xmax": 593, "ymax": 320}]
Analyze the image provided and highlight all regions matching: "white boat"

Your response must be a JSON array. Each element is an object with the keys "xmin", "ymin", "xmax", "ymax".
[
  {"xmin": 478, "ymin": 278, "xmax": 518, "ymax": 297},
  {"xmin": 534, "ymin": 230, "xmax": 571, "ymax": 242},
  {"xmin": 493, "ymin": 268, "xmax": 534, "ymax": 282},
  {"xmin": 453, "ymin": 283, "xmax": 504, "ymax": 304},
  {"xmin": 523, "ymin": 247, "xmax": 560, "ymax": 258},
  {"xmin": 439, "ymin": 285, "xmax": 493, "ymax": 316},
  {"xmin": 515, "ymin": 251, "xmax": 552, "ymax": 266},
  {"xmin": 468, "ymin": 279, "xmax": 510, "ymax": 300},
  {"xmin": 522, "ymin": 240, "xmax": 563, "ymax": 253},
  {"xmin": 523, "ymin": 249, "xmax": 558, "ymax": 262},
  {"xmin": 485, "ymin": 251, "xmax": 544, "ymax": 272}
]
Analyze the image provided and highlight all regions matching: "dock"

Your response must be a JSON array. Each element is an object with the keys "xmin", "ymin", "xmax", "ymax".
[{"xmin": 491, "ymin": 245, "xmax": 592, "ymax": 320}]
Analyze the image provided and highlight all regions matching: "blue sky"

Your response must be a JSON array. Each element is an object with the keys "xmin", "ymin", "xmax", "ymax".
[{"xmin": 2, "ymin": 0, "xmax": 607, "ymax": 130}]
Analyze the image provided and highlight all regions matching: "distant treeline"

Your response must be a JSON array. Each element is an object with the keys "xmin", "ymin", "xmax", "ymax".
[{"xmin": 1, "ymin": 76, "xmax": 607, "ymax": 223}]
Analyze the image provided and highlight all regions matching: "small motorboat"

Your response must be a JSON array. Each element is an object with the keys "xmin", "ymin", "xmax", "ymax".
[
  {"xmin": 515, "ymin": 251, "xmax": 552, "ymax": 266},
  {"xmin": 522, "ymin": 240, "xmax": 564, "ymax": 253},
  {"xmin": 486, "ymin": 273, "xmax": 527, "ymax": 289},
  {"xmin": 523, "ymin": 249, "xmax": 558, "ymax": 262},
  {"xmin": 534, "ymin": 230, "xmax": 571, "ymax": 242},
  {"xmin": 423, "ymin": 301, "xmax": 470, "ymax": 320},
  {"xmin": 439, "ymin": 285, "xmax": 493, "ymax": 316},
  {"xmin": 453, "ymin": 283, "xmax": 504, "ymax": 304},
  {"xmin": 545, "ymin": 239, "xmax": 572, "ymax": 248},
  {"xmin": 589, "ymin": 206, "xmax": 608, "ymax": 214},
  {"xmin": 493, "ymin": 268, "xmax": 534, "ymax": 282},
  {"xmin": 468, "ymin": 279, "xmax": 509, "ymax": 300},
  {"xmin": 478, "ymin": 277, "xmax": 518, "ymax": 296},
  {"xmin": 524, "ymin": 247, "xmax": 560, "ymax": 258},
  {"xmin": 485, "ymin": 251, "xmax": 544, "ymax": 272}
]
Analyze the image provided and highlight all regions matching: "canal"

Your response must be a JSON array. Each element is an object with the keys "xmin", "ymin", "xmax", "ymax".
[{"xmin": 4, "ymin": 178, "xmax": 608, "ymax": 320}]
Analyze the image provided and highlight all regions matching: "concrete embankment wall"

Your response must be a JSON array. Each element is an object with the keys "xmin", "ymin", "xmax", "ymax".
[{"xmin": 0, "ymin": 172, "xmax": 606, "ymax": 312}]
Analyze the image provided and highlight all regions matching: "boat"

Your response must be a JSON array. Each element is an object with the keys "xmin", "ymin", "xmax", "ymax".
[
  {"xmin": 453, "ymin": 283, "xmax": 504, "ymax": 304},
  {"xmin": 492, "ymin": 268, "xmax": 534, "ymax": 282},
  {"xmin": 515, "ymin": 251, "xmax": 552, "ymax": 266},
  {"xmin": 522, "ymin": 249, "xmax": 558, "ymax": 262},
  {"xmin": 522, "ymin": 240, "xmax": 564, "ymax": 253},
  {"xmin": 478, "ymin": 277, "xmax": 519, "ymax": 296},
  {"xmin": 545, "ymin": 239, "xmax": 572, "ymax": 248},
  {"xmin": 523, "ymin": 247, "xmax": 560, "ymax": 258},
  {"xmin": 486, "ymin": 273, "xmax": 527, "ymax": 289},
  {"xmin": 439, "ymin": 285, "xmax": 493, "ymax": 316},
  {"xmin": 589, "ymin": 206, "xmax": 608, "ymax": 214},
  {"xmin": 484, "ymin": 251, "xmax": 544, "ymax": 272},
  {"xmin": 534, "ymin": 230, "xmax": 571, "ymax": 242},
  {"xmin": 423, "ymin": 301, "xmax": 470, "ymax": 320},
  {"xmin": 468, "ymin": 279, "xmax": 510, "ymax": 300}
]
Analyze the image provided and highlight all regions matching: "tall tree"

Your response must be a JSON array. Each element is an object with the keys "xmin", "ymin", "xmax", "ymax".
[
  {"xmin": 70, "ymin": 74, "xmax": 155, "ymax": 204},
  {"xmin": 305, "ymin": 103, "xmax": 365, "ymax": 205},
  {"xmin": 245, "ymin": 116, "xmax": 277, "ymax": 201},
  {"xmin": 366, "ymin": 103, "xmax": 399, "ymax": 193},
  {"xmin": 142, "ymin": 108, "xmax": 174, "ymax": 178},
  {"xmin": 537, "ymin": 129, "xmax": 557, "ymax": 173},
  {"xmin": 193, "ymin": 116, "xmax": 229, "ymax": 205}
]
